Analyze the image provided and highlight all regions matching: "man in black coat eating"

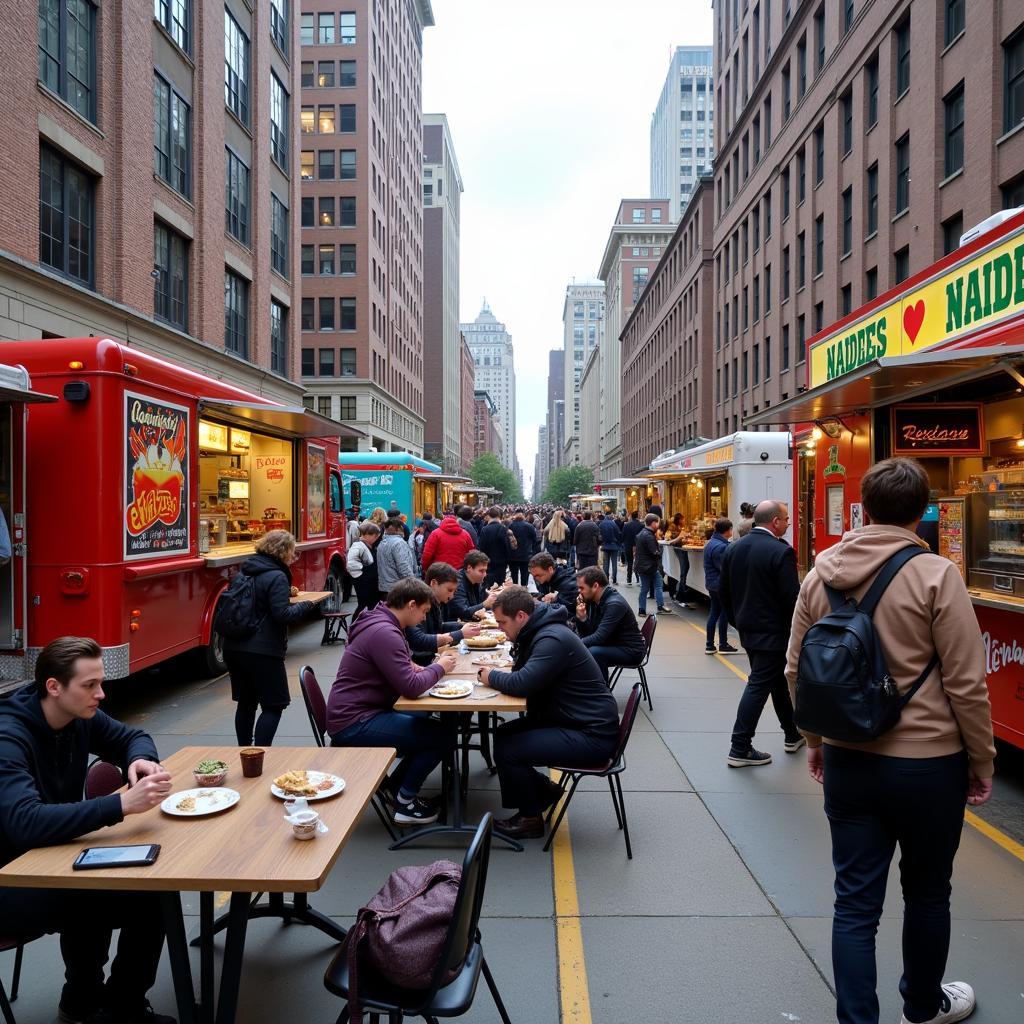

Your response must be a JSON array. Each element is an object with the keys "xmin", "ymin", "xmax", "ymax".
[{"xmin": 573, "ymin": 566, "xmax": 646, "ymax": 680}]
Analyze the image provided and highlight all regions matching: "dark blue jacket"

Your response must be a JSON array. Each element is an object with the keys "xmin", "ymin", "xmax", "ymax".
[
  {"xmin": 598, "ymin": 518, "xmax": 622, "ymax": 550},
  {"xmin": 577, "ymin": 587, "xmax": 645, "ymax": 660},
  {"xmin": 478, "ymin": 520, "xmax": 512, "ymax": 564},
  {"xmin": 535, "ymin": 563, "xmax": 579, "ymax": 615},
  {"xmin": 703, "ymin": 531, "xmax": 730, "ymax": 592},
  {"xmin": 0, "ymin": 688, "xmax": 159, "ymax": 867},
  {"xmin": 405, "ymin": 595, "xmax": 464, "ymax": 654},
  {"xmin": 223, "ymin": 553, "xmax": 315, "ymax": 658},
  {"xmin": 621, "ymin": 518, "xmax": 645, "ymax": 552},
  {"xmin": 508, "ymin": 519, "xmax": 538, "ymax": 562},
  {"xmin": 449, "ymin": 569, "xmax": 488, "ymax": 621}
]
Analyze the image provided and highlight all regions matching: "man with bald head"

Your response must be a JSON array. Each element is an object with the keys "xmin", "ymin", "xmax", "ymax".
[{"xmin": 718, "ymin": 499, "xmax": 805, "ymax": 767}]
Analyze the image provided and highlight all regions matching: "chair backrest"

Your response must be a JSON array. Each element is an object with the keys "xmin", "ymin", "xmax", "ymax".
[
  {"xmin": 415, "ymin": 814, "xmax": 493, "ymax": 1008},
  {"xmin": 299, "ymin": 664, "xmax": 327, "ymax": 747},
  {"xmin": 85, "ymin": 758, "xmax": 123, "ymax": 799},
  {"xmin": 638, "ymin": 613, "xmax": 657, "ymax": 666},
  {"xmin": 612, "ymin": 683, "xmax": 644, "ymax": 764}
]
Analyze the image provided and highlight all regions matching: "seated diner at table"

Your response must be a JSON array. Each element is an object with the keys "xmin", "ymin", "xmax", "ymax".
[
  {"xmin": 406, "ymin": 562, "xmax": 483, "ymax": 664},
  {"xmin": 477, "ymin": 587, "xmax": 620, "ymax": 840},
  {"xmin": 449, "ymin": 550, "xmax": 500, "ymax": 621},
  {"xmin": 574, "ymin": 566, "xmax": 647, "ymax": 680},
  {"xmin": 0, "ymin": 636, "xmax": 176, "ymax": 1024},
  {"xmin": 527, "ymin": 551, "xmax": 579, "ymax": 616},
  {"xmin": 326, "ymin": 579, "xmax": 458, "ymax": 827}
]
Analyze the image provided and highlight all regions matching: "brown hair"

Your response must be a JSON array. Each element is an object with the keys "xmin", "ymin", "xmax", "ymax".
[
  {"xmin": 576, "ymin": 566, "xmax": 608, "ymax": 587},
  {"xmin": 529, "ymin": 552, "xmax": 555, "ymax": 570},
  {"xmin": 463, "ymin": 549, "xmax": 490, "ymax": 568},
  {"xmin": 714, "ymin": 517, "xmax": 733, "ymax": 534},
  {"xmin": 358, "ymin": 521, "xmax": 380, "ymax": 537},
  {"xmin": 35, "ymin": 636, "xmax": 102, "ymax": 697},
  {"xmin": 424, "ymin": 562, "xmax": 458, "ymax": 585},
  {"xmin": 492, "ymin": 585, "xmax": 536, "ymax": 618},
  {"xmin": 256, "ymin": 529, "xmax": 297, "ymax": 563},
  {"xmin": 386, "ymin": 578, "xmax": 434, "ymax": 608},
  {"xmin": 860, "ymin": 457, "xmax": 930, "ymax": 526}
]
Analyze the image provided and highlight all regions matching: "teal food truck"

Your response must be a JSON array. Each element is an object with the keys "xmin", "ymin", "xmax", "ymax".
[{"xmin": 338, "ymin": 453, "xmax": 461, "ymax": 521}]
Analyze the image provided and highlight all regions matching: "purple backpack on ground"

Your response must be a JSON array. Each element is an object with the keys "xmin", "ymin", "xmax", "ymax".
[{"xmin": 344, "ymin": 859, "xmax": 463, "ymax": 1023}]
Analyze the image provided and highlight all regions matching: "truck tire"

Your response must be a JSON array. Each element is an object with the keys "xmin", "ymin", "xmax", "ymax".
[
  {"xmin": 197, "ymin": 623, "xmax": 227, "ymax": 677},
  {"xmin": 324, "ymin": 565, "xmax": 344, "ymax": 612}
]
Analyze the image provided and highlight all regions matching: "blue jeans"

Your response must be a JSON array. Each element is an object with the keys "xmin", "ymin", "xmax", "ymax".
[
  {"xmin": 330, "ymin": 710, "xmax": 453, "ymax": 796},
  {"xmin": 601, "ymin": 548, "xmax": 619, "ymax": 582},
  {"xmin": 824, "ymin": 746, "xmax": 968, "ymax": 1024},
  {"xmin": 673, "ymin": 549, "xmax": 694, "ymax": 602},
  {"xmin": 636, "ymin": 571, "xmax": 663, "ymax": 613},
  {"xmin": 706, "ymin": 589, "xmax": 728, "ymax": 647}
]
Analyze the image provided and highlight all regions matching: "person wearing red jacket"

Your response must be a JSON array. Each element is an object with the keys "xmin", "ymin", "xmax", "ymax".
[{"xmin": 421, "ymin": 514, "xmax": 476, "ymax": 570}]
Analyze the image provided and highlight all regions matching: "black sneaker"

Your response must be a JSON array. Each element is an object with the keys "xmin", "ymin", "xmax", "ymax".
[
  {"xmin": 705, "ymin": 644, "xmax": 717, "ymax": 655},
  {"xmin": 727, "ymin": 747, "xmax": 773, "ymax": 768},
  {"xmin": 638, "ymin": 610, "xmax": 648, "ymax": 618},
  {"xmin": 718, "ymin": 643, "xmax": 740, "ymax": 654},
  {"xmin": 784, "ymin": 735, "xmax": 807, "ymax": 753},
  {"xmin": 83, "ymin": 1004, "xmax": 177, "ymax": 1024},
  {"xmin": 657, "ymin": 605, "xmax": 674, "ymax": 615},
  {"xmin": 393, "ymin": 796, "xmax": 440, "ymax": 826}
]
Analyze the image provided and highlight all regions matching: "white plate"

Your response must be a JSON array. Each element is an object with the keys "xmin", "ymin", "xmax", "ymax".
[
  {"xmin": 161, "ymin": 787, "xmax": 240, "ymax": 817},
  {"xmin": 428, "ymin": 682, "xmax": 474, "ymax": 699},
  {"xmin": 270, "ymin": 771, "xmax": 346, "ymax": 801}
]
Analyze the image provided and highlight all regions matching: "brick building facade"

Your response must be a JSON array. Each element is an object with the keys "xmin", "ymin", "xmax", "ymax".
[{"xmin": 459, "ymin": 333, "xmax": 475, "ymax": 472}]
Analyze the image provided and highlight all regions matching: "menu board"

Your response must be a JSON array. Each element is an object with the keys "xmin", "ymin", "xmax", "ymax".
[
  {"xmin": 306, "ymin": 444, "xmax": 326, "ymax": 537},
  {"xmin": 938, "ymin": 498, "xmax": 966, "ymax": 580}
]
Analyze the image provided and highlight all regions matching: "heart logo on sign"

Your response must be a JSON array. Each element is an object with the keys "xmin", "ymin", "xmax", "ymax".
[{"xmin": 903, "ymin": 300, "xmax": 926, "ymax": 345}]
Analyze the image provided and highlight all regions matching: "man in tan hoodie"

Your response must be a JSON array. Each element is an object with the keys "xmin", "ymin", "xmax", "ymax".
[{"xmin": 785, "ymin": 457, "xmax": 994, "ymax": 1024}]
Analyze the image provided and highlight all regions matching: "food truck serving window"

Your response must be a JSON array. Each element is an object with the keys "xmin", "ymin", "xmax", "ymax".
[{"xmin": 198, "ymin": 418, "xmax": 293, "ymax": 550}]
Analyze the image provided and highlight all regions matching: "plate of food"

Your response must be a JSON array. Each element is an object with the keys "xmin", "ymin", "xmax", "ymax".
[
  {"xmin": 161, "ymin": 787, "xmax": 240, "ymax": 818},
  {"xmin": 471, "ymin": 653, "xmax": 513, "ymax": 667},
  {"xmin": 479, "ymin": 630, "xmax": 507, "ymax": 644},
  {"xmin": 464, "ymin": 636, "xmax": 500, "ymax": 649},
  {"xmin": 271, "ymin": 770, "xmax": 346, "ymax": 800},
  {"xmin": 476, "ymin": 617, "xmax": 499, "ymax": 629},
  {"xmin": 428, "ymin": 681, "xmax": 474, "ymax": 699}
]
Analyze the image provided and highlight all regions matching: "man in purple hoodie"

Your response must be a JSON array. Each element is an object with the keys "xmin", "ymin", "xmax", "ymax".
[{"xmin": 326, "ymin": 578, "xmax": 458, "ymax": 826}]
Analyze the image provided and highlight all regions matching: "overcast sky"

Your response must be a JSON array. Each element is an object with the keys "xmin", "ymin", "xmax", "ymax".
[{"xmin": 422, "ymin": 0, "xmax": 714, "ymax": 495}]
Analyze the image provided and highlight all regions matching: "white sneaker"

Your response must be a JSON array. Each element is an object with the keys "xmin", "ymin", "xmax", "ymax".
[{"xmin": 899, "ymin": 982, "xmax": 976, "ymax": 1024}]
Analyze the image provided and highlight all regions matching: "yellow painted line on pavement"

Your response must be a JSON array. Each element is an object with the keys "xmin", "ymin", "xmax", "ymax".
[
  {"xmin": 686, "ymin": 621, "xmax": 748, "ymax": 681},
  {"xmin": 549, "ymin": 769, "xmax": 592, "ymax": 1024},
  {"xmin": 965, "ymin": 809, "xmax": 1024, "ymax": 862}
]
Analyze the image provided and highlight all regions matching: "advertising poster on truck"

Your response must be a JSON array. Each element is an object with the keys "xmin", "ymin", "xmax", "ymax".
[
  {"xmin": 124, "ymin": 392, "xmax": 189, "ymax": 559},
  {"xmin": 342, "ymin": 469, "xmax": 396, "ymax": 515},
  {"xmin": 307, "ymin": 444, "xmax": 326, "ymax": 537}
]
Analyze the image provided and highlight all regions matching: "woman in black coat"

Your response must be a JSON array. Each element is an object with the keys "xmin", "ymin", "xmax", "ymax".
[{"xmin": 223, "ymin": 530, "xmax": 316, "ymax": 746}]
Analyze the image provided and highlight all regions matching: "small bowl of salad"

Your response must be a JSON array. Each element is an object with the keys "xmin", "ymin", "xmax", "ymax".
[{"xmin": 193, "ymin": 759, "xmax": 229, "ymax": 787}]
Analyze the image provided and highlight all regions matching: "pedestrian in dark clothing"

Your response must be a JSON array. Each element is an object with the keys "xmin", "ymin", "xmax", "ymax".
[
  {"xmin": 574, "ymin": 566, "xmax": 646, "ymax": 680},
  {"xmin": 405, "ymin": 562, "xmax": 483, "ymax": 662},
  {"xmin": 480, "ymin": 589, "xmax": 619, "ymax": 839},
  {"xmin": 478, "ymin": 506, "xmax": 512, "ymax": 588},
  {"xmin": 347, "ymin": 520, "xmax": 381, "ymax": 623},
  {"xmin": 508, "ymin": 510, "xmax": 537, "ymax": 585},
  {"xmin": 449, "ymin": 551, "xmax": 498, "ymax": 621},
  {"xmin": 703, "ymin": 518, "xmax": 737, "ymax": 654},
  {"xmin": 573, "ymin": 512, "xmax": 601, "ymax": 568},
  {"xmin": 621, "ymin": 511, "xmax": 645, "ymax": 585},
  {"xmin": 387, "ymin": 506, "xmax": 410, "ymax": 541},
  {"xmin": 457, "ymin": 506, "xmax": 479, "ymax": 545},
  {"xmin": 634, "ymin": 514, "xmax": 673, "ymax": 617},
  {"xmin": 597, "ymin": 513, "xmax": 622, "ymax": 583},
  {"xmin": 719, "ymin": 500, "xmax": 802, "ymax": 767},
  {"xmin": 224, "ymin": 530, "xmax": 317, "ymax": 746},
  {"xmin": 528, "ymin": 552, "xmax": 579, "ymax": 616},
  {"xmin": 0, "ymin": 637, "xmax": 176, "ymax": 1024}
]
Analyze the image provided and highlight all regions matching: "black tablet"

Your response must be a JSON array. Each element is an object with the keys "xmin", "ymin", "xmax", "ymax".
[{"xmin": 72, "ymin": 844, "xmax": 161, "ymax": 870}]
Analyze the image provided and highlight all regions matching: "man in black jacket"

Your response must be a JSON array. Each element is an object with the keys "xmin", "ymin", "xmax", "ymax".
[
  {"xmin": 479, "ymin": 588, "xmax": 620, "ymax": 839},
  {"xmin": 528, "ymin": 552, "xmax": 578, "ymax": 615},
  {"xmin": 507, "ymin": 510, "xmax": 536, "ymax": 585},
  {"xmin": 456, "ymin": 506, "xmax": 479, "ymax": 545},
  {"xmin": 633, "ymin": 514, "xmax": 673, "ymax": 617},
  {"xmin": 0, "ymin": 637, "xmax": 176, "ymax": 1024},
  {"xmin": 449, "ymin": 550, "xmax": 498, "ymax": 621},
  {"xmin": 572, "ymin": 512, "xmax": 601, "ymax": 569},
  {"xmin": 478, "ymin": 506, "xmax": 512, "ymax": 588},
  {"xmin": 406, "ymin": 562, "xmax": 482, "ymax": 662},
  {"xmin": 574, "ymin": 567, "xmax": 646, "ymax": 680},
  {"xmin": 621, "ymin": 510, "xmax": 645, "ymax": 586},
  {"xmin": 719, "ymin": 499, "xmax": 804, "ymax": 767}
]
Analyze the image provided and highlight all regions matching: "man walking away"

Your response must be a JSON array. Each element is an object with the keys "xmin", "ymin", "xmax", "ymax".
[
  {"xmin": 573, "ymin": 512, "xmax": 601, "ymax": 569},
  {"xmin": 598, "ymin": 513, "xmax": 622, "ymax": 584},
  {"xmin": 719, "ymin": 500, "xmax": 802, "ymax": 766},
  {"xmin": 478, "ymin": 506, "xmax": 512, "ymax": 588},
  {"xmin": 786, "ymin": 458, "xmax": 994, "ymax": 1024},
  {"xmin": 621, "ymin": 510, "xmax": 644, "ymax": 586},
  {"xmin": 633, "ymin": 513, "xmax": 673, "ymax": 618},
  {"xmin": 508, "ymin": 510, "xmax": 537, "ymax": 585},
  {"xmin": 703, "ymin": 518, "xmax": 738, "ymax": 654}
]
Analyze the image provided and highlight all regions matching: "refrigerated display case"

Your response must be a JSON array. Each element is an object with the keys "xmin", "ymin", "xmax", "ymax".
[{"xmin": 966, "ymin": 489, "xmax": 1024, "ymax": 598}]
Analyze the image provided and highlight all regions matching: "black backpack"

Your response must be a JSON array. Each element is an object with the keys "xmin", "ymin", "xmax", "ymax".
[
  {"xmin": 214, "ymin": 572, "xmax": 264, "ymax": 640},
  {"xmin": 794, "ymin": 546, "xmax": 939, "ymax": 743}
]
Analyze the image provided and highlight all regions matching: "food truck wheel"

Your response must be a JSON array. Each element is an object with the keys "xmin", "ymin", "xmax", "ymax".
[
  {"xmin": 197, "ymin": 625, "xmax": 227, "ymax": 677},
  {"xmin": 324, "ymin": 566, "xmax": 344, "ymax": 611}
]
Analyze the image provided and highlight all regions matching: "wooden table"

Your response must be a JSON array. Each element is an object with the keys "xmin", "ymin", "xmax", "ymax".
[
  {"xmin": 290, "ymin": 590, "xmax": 333, "ymax": 604},
  {"xmin": 0, "ymin": 745, "xmax": 393, "ymax": 1024},
  {"xmin": 394, "ymin": 647, "xmax": 526, "ymax": 851}
]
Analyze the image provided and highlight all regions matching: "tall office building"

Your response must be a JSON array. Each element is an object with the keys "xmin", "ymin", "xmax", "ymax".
[
  {"xmin": 459, "ymin": 333, "xmax": 476, "ymax": 473},
  {"xmin": 461, "ymin": 302, "xmax": 517, "ymax": 473},
  {"xmin": 650, "ymin": 45, "xmax": 715, "ymax": 221},
  {"xmin": 422, "ymin": 113, "xmax": 464, "ymax": 471},
  {"xmin": 0, "ymin": 0, "xmax": 302, "ymax": 401},
  {"xmin": 562, "ymin": 283, "xmax": 604, "ymax": 466},
  {"xmin": 299, "ymin": 1, "xmax": 434, "ymax": 453},
  {"xmin": 534, "ymin": 423, "xmax": 549, "ymax": 499},
  {"xmin": 546, "ymin": 348, "xmax": 565, "ymax": 479}
]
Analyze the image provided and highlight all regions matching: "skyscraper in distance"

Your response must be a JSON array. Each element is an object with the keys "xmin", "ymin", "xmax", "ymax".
[
  {"xmin": 462, "ymin": 301, "xmax": 517, "ymax": 474},
  {"xmin": 562, "ymin": 283, "xmax": 605, "ymax": 466}
]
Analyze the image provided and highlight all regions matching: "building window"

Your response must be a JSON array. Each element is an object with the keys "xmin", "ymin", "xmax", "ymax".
[
  {"xmin": 318, "ymin": 104, "xmax": 335, "ymax": 134},
  {"xmin": 318, "ymin": 243, "xmax": 334, "ymax": 275},
  {"xmin": 782, "ymin": 167, "xmax": 790, "ymax": 219},
  {"xmin": 1007, "ymin": 27, "xmax": 1024, "ymax": 134},
  {"xmin": 154, "ymin": 74, "xmax": 190, "ymax": 198},
  {"xmin": 340, "ymin": 297, "xmax": 356, "ymax": 331},
  {"xmin": 841, "ymin": 88, "xmax": 853, "ymax": 156},
  {"xmin": 814, "ymin": 122, "xmax": 825, "ymax": 185},
  {"xmin": 154, "ymin": 0, "xmax": 190, "ymax": 53},
  {"xmin": 814, "ymin": 6, "xmax": 825, "ymax": 73},
  {"xmin": 154, "ymin": 222, "xmax": 188, "ymax": 329},
  {"xmin": 945, "ymin": 0, "xmax": 965, "ymax": 46},
  {"xmin": 843, "ymin": 0, "xmax": 854, "ymax": 33},
  {"xmin": 301, "ymin": 151, "xmax": 314, "ymax": 180},
  {"xmin": 270, "ymin": 195, "xmax": 288, "ymax": 277},
  {"xmin": 943, "ymin": 213, "xmax": 964, "ymax": 255},
  {"xmin": 225, "ymin": 149, "xmax": 250, "ymax": 244},
  {"xmin": 340, "ymin": 60, "xmax": 356, "ymax": 86},
  {"xmin": 797, "ymin": 231, "xmax": 806, "ymax": 288},
  {"xmin": 318, "ymin": 397, "xmax": 331, "ymax": 418},
  {"xmin": 842, "ymin": 187, "xmax": 853, "ymax": 255},
  {"xmin": 797, "ymin": 315, "xmax": 807, "ymax": 363},
  {"xmin": 339, "ymin": 104, "xmax": 356, "ymax": 133},
  {"xmin": 270, "ymin": 73, "xmax": 288, "ymax": 168},
  {"xmin": 301, "ymin": 348, "xmax": 314, "ymax": 374},
  {"xmin": 753, "ymin": 343, "xmax": 760, "ymax": 385},
  {"xmin": 867, "ymin": 162, "xmax": 878, "ymax": 234},
  {"xmin": 339, "ymin": 243, "xmax": 356, "ymax": 275},
  {"xmin": 318, "ymin": 150, "xmax": 335, "ymax": 179},
  {"xmin": 339, "ymin": 396, "xmax": 357, "ymax": 420},
  {"xmin": 318, "ymin": 348, "xmax": 334, "ymax": 376},
  {"xmin": 340, "ymin": 196, "xmax": 356, "ymax": 226},
  {"xmin": 300, "ymin": 244, "xmax": 313, "ymax": 275},
  {"xmin": 300, "ymin": 106, "xmax": 315, "ymax": 135},
  {"xmin": 340, "ymin": 150, "xmax": 356, "ymax": 180},
  {"xmin": 224, "ymin": 10, "xmax": 249, "ymax": 125},
  {"xmin": 270, "ymin": 300, "xmax": 287, "ymax": 374},
  {"xmin": 301, "ymin": 61, "xmax": 314, "ymax": 88},
  {"xmin": 318, "ymin": 12, "xmax": 334, "ymax": 43},
  {"xmin": 340, "ymin": 348, "xmax": 356, "ymax": 376},
  {"xmin": 782, "ymin": 61, "xmax": 791, "ymax": 120},
  {"xmin": 894, "ymin": 246, "xmax": 910, "ymax": 284},
  {"xmin": 896, "ymin": 18, "xmax": 911, "ymax": 98},
  {"xmin": 814, "ymin": 214, "xmax": 824, "ymax": 275},
  {"xmin": 841, "ymin": 284, "xmax": 852, "ymax": 315},
  {"xmin": 319, "ymin": 196, "xmax": 335, "ymax": 227},
  {"xmin": 797, "ymin": 36, "xmax": 807, "ymax": 99},
  {"xmin": 866, "ymin": 266, "xmax": 878, "ymax": 299},
  {"xmin": 300, "ymin": 13, "xmax": 313, "ymax": 45},
  {"xmin": 224, "ymin": 270, "xmax": 249, "ymax": 357},
  {"xmin": 895, "ymin": 133, "xmax": 910, "ymax": 213},
  {"xmin": 782, "ymin": 324, "xmax": 791, "ymax": 371},
  {"xmin": 866, "ymin": 55, "xmax": 879, "ymax": 128},
  {"xmin": 318, "ymin": 61, "xmax": 334, "ymax": 87},
  {"xmin": 765, "ymin": 264, "xmax": 772, "ymax": 313},
  {"xmin": 269, "ymin": 0, "xmax": 288, "ymax": 53},
  {"xmin": 39, "ymin": 144, "xmax": 94, "ymax": 285},
  {"xmin": 301, "ymin": 196, "xmax": 314, "ymax": 227},
  {"xmin": 632, "ymin": 208, "xmax": 645, "ymax": 223},
  {"xmin": 652, "ymin": 208, "xmax": 662, "ymax": 222},
  {"xmin": 319, "ymin": 297, "xmax": 334, "ymax": 331},
  {"xmin": 797, "ymin": 148, "xmax": 806, "ymax": 202},
  {"xmin": 944, "ymin": 83, "xmax": 964, "ymax": 177},
  {"xmin": 340, "ymin": 11, "xmax": 356, "ymax": 45},
  {"xmin": 301, "ymin": 299, "xmax": 314, "ymax": 332},
  {"xmin": 782, "ymin": 245, "xmax": 790, "ymax": 299},
  {"xmin": 764, "ymin": 186, "xmax": 772, "ymax": 239}
]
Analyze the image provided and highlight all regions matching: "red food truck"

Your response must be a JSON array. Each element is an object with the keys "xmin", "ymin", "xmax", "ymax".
[{"xmin": 0, "ymin": 338, "xmax": 357, "ymax": 686}]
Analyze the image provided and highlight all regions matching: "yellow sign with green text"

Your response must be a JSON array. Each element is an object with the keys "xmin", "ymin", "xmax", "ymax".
[{"xmin": 809, "ymin": 225, "xmax": 1024, "ymax": 388}]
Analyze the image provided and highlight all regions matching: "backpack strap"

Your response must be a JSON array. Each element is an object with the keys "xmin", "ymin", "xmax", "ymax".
[
  {"xmin": 823, "ymin": 584, "xmax": 848, "ymax": 612},
  {"xmin": 898, "ymin": 652, "xmax": 940, "ymax": 709},
  {"xmin": 855, "ymin": 546, "xmax": 928, "ymax": 617}
]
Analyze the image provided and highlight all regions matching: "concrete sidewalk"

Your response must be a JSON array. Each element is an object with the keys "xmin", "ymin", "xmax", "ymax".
[{"xmin": 2, "ymin": 595, "xmax": 1023, "ymax": 1023}]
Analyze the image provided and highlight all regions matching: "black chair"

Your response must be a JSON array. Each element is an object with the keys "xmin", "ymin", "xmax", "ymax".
[
  {"xmin": 321, "ymin": 576, "xmax": 351, "ymax": 645},
  {"xmin": 607, "ymin": 613, "xmax": 656, "ymax": 710},
  {"xmin": 543, "ymin": 683, "xmax": 643, "ymax": 859},
  {"xmin": 299, "ymin": 665, "xmax": 396, "ymax": 841},
  {"xmin": 324, "ymin": 814, "xmax": 512, "ymax": 1024}
]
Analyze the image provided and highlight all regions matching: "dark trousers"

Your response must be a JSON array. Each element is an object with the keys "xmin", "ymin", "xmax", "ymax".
[
  {"xmin": 824, "ymin": 746, "xmax": 969, "ymax": 1024},
  {"xmin": 576, "ymin": 552, "xmax": 598, "ymax": 570},
  {"xmin": 705, "ymin": 589, "xmax": 728, "ymax": 647},
  {"xmin": 508, "ymin": 562, "xmax": 529, "ymax": 585},
  {"xmin": 485, "ymin": 562, "xmax": 507, "ymax": 589},
  {"xmin": 673, "ymin": 549, "xmax": 694, "ymax": 602},
  {"xmin": 601, "ymin": 549, "xmax": 619, "ymax": 583},
  {"xmin": 0, "ymin": 886, "xmax": 166, "ymax": 1012},
  {"xmin": 352, "ymin": 574, "xmax": 379, "ymax": 623},
  {"xmin": 587, "ymin": 644, "xmax": 643, "ymax": 682},
  {"xmin": 331, "ymin": 710, "xmax": 453, "ymax": 795},
  {"xmin": 494, "ymin": 717, "xmax": 618, "ymax": 816},
  {"xmin": 624, "ymin": 549, "xmax": 635, "ymax": 582},
  {"xmin": 729, "ymin": 647, "xmax": 798, "ymax": 752}
]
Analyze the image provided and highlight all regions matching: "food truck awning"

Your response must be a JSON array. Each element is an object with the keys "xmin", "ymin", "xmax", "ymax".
[
  {"xmin": 0, "ymin": 363, "xmax": 57, "ymax": 404},
  {"xmin": 744, "ymin": 345, "xmax": 1024, "ymax": 428},
  {"xmin": 425, "ymin": 474, "xmax": 473, "ymax": 484},
  {"xmin": 198, "ymin": 400, "xmax": 364, "ymax": 439}
]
